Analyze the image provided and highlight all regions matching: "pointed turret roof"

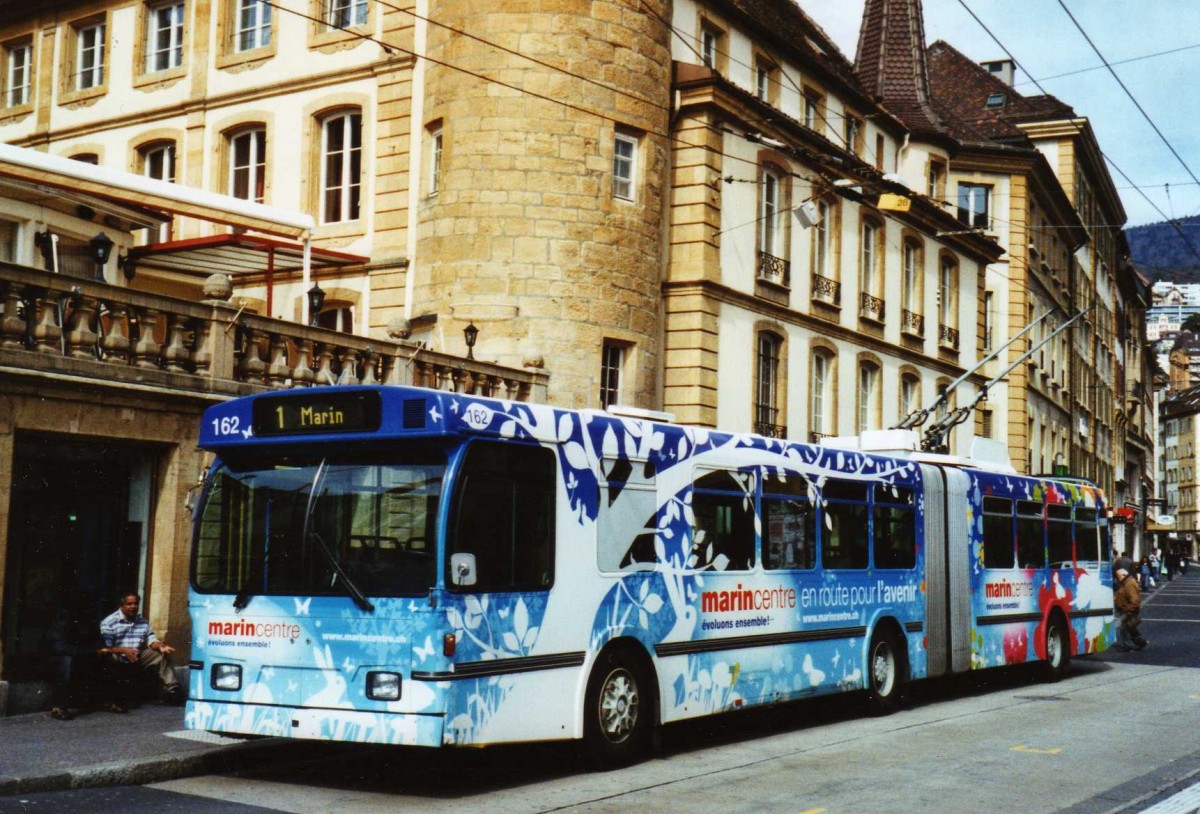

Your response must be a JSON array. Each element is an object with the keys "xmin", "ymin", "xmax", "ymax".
[{"xmin": 854, "ymin": 0, "xmax": 949, "ymax": 142}]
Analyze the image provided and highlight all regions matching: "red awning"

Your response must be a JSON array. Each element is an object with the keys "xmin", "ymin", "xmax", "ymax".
[{"xmin": 125, "ymin": 234, "xmax": 367, "ymax": 277}]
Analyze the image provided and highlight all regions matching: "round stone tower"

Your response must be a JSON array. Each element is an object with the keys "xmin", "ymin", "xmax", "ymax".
[{"xmin": 415, "ymin": 0, "xmax": 671, "ymax": 409}]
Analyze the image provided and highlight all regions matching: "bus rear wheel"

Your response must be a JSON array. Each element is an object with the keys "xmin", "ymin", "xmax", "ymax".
[
  {"xmin": 584, "ymin": 649, "xmax": 652, "ymax": 768},
  {"xmin": 867, "ymin": 629, "xmax": 906, "ymax": 713},
  {"xmin": 1044, "ymin": 614, "xmax": 1071, "ymax": 682}
]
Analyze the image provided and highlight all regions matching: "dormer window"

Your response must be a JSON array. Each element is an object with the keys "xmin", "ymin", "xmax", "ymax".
[{"xmin": 985, "ymin": 92, "xmax": 1007, "ymax": 109}]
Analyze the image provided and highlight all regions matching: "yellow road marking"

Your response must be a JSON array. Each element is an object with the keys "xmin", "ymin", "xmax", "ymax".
[
  {"xmin": 799, "ymin": 809, "xmax": 827, "ymax": 814},
  {"xmin": 1012, "ymin": 744, "xmax": 1062, "ymax": 755}
]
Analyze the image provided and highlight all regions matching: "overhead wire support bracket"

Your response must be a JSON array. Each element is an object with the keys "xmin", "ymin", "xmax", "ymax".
[
  {"xmin": 892, "ymin": 307, "xmax": 1060, "ymax": 431},
  {"xmin": 920, "ymin": 306, "xmax": 1093, "ymax": 454}
]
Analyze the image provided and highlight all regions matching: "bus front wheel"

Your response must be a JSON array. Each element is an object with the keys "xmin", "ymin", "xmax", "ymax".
[
  {"xmin": 867, "ymin": 629, "xmax": 907, "ymax": 713},
  {"xmin": 584, "ymin": 649, "xmax": 652, "ymax": 768}
]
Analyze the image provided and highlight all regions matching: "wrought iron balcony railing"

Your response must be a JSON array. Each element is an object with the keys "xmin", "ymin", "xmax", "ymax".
[
  {"xmin": 901, "ymin": 309, "xmax": 924, "ymax": 336},
  {"xmin": 811, "ymin": 273, "xmax": 840, "ymax": 305},
  {"xmin": 859, "ymin": 292, "xmax": 885, "ymax": 322},
  {"xmin": 754, "ymin": 421, "xmax": 788, "ymax": 439},
  {"xmin": 757, "ymin": 252, "xmax": 790, "ymax": 288},
  {"xmin": 938, "ymin": 323, "xmax": 960, "ymax": 350}
]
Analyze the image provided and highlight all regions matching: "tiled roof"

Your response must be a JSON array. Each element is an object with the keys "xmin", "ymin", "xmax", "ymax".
[
  {"xmin": 853, "ymin": 0, "xmax": 947, "ymax": 138},
  {"xmin": 926, "ymin": 39, "xmax": 1075, "ymax": 143},
  {"xmin": 713, "ymin": 0, "xmax": 870, "ymax": 102}
]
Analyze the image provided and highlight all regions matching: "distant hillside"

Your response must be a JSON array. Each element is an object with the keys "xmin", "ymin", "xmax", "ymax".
[{"xmin": 1127, "ymin": 216, "xmax": 1200, "ymax": 282}]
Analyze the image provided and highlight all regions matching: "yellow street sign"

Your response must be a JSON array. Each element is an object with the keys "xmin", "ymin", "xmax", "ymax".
[{"xmin": 877, "ymin": 193, "xmax": 911, "ymax": 212}]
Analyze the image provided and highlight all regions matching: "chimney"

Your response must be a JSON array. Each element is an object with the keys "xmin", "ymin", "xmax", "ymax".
[{"xmin": 981, "ymin": 58, "xmax": 1015, "ymax": 87}]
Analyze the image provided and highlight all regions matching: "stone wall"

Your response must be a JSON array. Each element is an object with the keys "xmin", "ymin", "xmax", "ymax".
[{"xmin": 412, "ymin": 0, "xmax": 672, "ymax": 409}]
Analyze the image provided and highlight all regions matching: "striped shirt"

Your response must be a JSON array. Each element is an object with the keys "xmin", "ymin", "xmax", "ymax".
[{"xmin": 99, "ymin": 610, "xmax": 160, "ymax": 651}]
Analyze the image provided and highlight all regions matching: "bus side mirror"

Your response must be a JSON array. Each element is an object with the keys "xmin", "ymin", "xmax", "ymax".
[{"xmin": 450, "ymin": 553, "xmax": 476, "ymax": 587}]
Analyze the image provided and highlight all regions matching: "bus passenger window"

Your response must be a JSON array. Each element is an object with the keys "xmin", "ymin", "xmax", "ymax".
[
  {"xmin": 873, "ymin": 483, "xmax": 915, "ymax": 570},
  {"xmin": 449, "ymin": 441, "xmax": 556, "ymax": 591},
  {"xmin": 598, "ymin": 454, "xmax": 659, "ymax": 572},
  {"xmin": 1075, "ymin": 508, "xmax": 1098, "ymax": 566},
  {"xmin": 823, "ymin": 480, "xmax": 869, "ymax": 569},
  {"xmin": 691, "ymin": 469, "xmax": 755, "ymax": 571},
  {"xmin": 763, "ymin": 497, "xmax": 816, "ymax": 570},
  {"xmin": 1047, "ymin": 504, "xmax": 1072, "ymax": 568},
  {"xmin": 982, "ymin": 496, "xmax": 1014, "ymax": 569},
  {"xmin": 1016, "ymin": 500, "xmax": 1044, "ymax": 568}
]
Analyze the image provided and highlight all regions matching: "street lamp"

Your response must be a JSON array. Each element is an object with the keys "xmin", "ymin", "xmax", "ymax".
[
  {"xmin": 463, "ymin": 321, "xmax": 479, "ymax": 360},
  {"xmin": 307, "ymin": 283, "xmax": 325, "ymax": 327},
  {"xmin": 89, "ymin": 231, "xmax": 114, "ymax": 282}
]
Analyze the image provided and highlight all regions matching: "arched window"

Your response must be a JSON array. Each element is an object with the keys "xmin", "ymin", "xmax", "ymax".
[
  {"xmin": 901, "ymin": 237, "xmax": 923, "ymax": 336},
  {"xmin": 810, "ymin": 348, "xmax": 834, "ymax": 441},
  {"xmin": 315, "ymin": 300, "xmax": 354, "ymax": 334},
  {"xmin": 857, "ymin": 360, "xmax": 881, "ymax": 433},
  {"xmin": 810, "ymin": 198, "xmax": 839, "ymax": 305},
  {"xmin": 320, "ymin": 109, "xmax": 362, "ymax": 224},
  {"xmin": 900, "ymin": 372, "xmax": 920, "ymax": 422},
  {"xmin": 755, "ymin": 331, "xmax": 784, "ymax": 437},
  {"xmin": 938, "ymin": 253, "xmax": 960, "ymax": 349},
  {"xmin": 228, "ymin": 126, "xmax": 266, "ymax": 202},
  {"xmin": 141, "ymin": 141, "xmax": 176, "ymax": 182},
  {"xmin": 859, "ymin": 216, "xmax": 884, "ymax": 321},
  {"xmin": 140, "ymin": 140, "xmax": 176, "ymax": 242}
]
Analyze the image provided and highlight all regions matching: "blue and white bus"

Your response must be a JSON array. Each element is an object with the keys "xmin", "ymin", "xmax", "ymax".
[{"xmin": 186, "ymin": 384, "xmax": 1114, "ymax": 763}]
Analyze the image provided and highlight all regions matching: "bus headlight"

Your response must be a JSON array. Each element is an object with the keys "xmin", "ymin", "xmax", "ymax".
[
  {"xmin": 211, "ymin": 663, "xmax": 242, "ymax": 691},
  {"xmin": 366, "ymin": 671, "xmax": 401, "ymax": 701}
]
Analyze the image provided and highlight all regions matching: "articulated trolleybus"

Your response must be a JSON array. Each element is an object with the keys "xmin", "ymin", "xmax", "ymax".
[{"xmin": 187, "ymin": 384, "xmax": 1114, "ymax": 763}]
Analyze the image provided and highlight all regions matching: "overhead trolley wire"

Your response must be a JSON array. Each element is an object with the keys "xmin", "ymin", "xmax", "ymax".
[
  {"xmin": 952, "ymin": 0, "xmax": 1200, "ymax": 271},
  {"xmin": 1055, "ymin": 0, "xmax": 1200, "ymax": 195}
]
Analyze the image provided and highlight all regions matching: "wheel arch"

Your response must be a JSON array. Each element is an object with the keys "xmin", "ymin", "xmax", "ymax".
[
  {"xmin": 578, "ymin": 635, "xmax": 660, "ymax": 737},
  {"xmin": 865, "ymin": 614, "xmax": 910, "ymax": 688}
]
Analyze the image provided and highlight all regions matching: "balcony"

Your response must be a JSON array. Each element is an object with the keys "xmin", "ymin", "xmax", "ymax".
[
  {"xmin": 808, "ymin": 430, "xmax": 833, "ymax": 444},
  {"xmin": 901, "ymin": 309, "xmax": 924, "ymax": 337},
  {"xmin": 754, "ymin": 421, "xmax": 788, "ymax": 439},
  {"xmin": 859, "ymin": 292, "xmax": 885, "ymax": 322},
  {"xmin": 756, "ymin": 252, "xmax": 790, "ymax": 288},
  {"xmin": 0, "ymin": 261, "xmax": 548, "ymax": 402},
  {"xmin": 938, "ymin": 324, "xmax": 960, "ymax": 351},
  {"xmin": 811, "ymin": 273, "xmax": 841, "ymax": 306}
]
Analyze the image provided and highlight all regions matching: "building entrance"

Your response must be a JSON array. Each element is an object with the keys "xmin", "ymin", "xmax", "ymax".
[{"xmin": 2, "ymin": 435, "xmax": 157, "ymax": 683}]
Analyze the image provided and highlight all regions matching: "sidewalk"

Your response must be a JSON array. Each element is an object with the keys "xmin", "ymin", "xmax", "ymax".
[{"xmin": 0, "ymin": 702, "xmax": 303, "ymax": 795}]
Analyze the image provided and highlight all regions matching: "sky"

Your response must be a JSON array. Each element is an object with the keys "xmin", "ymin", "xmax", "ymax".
[{"xmin": 795, "ymin": 0, "xmax": 1200, "ymax": 228}]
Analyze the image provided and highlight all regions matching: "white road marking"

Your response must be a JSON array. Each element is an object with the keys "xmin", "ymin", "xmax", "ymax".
[{"xmin": 1138, "ymin": 780, "xmax": 1200, "ymax": 813}]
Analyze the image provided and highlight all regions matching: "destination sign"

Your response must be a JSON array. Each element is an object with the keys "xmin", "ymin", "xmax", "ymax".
[{"xmin": 251, "ymin": 390, "xmax": 382, "ymax": 436}]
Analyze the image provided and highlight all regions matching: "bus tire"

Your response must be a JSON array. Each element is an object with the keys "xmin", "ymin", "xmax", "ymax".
[
  {"xmin": 866, "ymin": 628, "xmax": 907, "ymax": 714},
  {"xmin": 584, "ymin": 648, "xmax": 653, "ymax": 768},
  {"xmin": 1044, "ymin": 612, "xmax": 1071, "ymax": 682}
]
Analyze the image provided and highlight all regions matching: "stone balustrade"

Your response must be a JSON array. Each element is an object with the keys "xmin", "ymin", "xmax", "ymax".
[{"xmin": 0, "ymin": 261, "xmax": 548, "ymax": 402}]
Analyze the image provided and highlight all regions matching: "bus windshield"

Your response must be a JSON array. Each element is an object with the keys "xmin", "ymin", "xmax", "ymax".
[{"xmin": 192, "ymin": 447, "xmax": 445, "ymax": 603}]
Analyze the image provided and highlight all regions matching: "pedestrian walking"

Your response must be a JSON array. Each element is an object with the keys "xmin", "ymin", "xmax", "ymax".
[{"xmin": 1113, "ymin": 568, "xmax": 1148, "ymax": 652}]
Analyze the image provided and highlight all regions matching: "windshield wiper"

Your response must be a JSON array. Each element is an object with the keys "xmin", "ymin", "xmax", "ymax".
[
  {"xmin": 233, "ymin": 577, "xmax": 256, "ymax": 611},
  {"xmin": 301, "ymin": 460, "xmax": 375, "ymax": 613},
  {"xmin": 308, "ymin": 528, "xmax": 375, "ymax": 613}
]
